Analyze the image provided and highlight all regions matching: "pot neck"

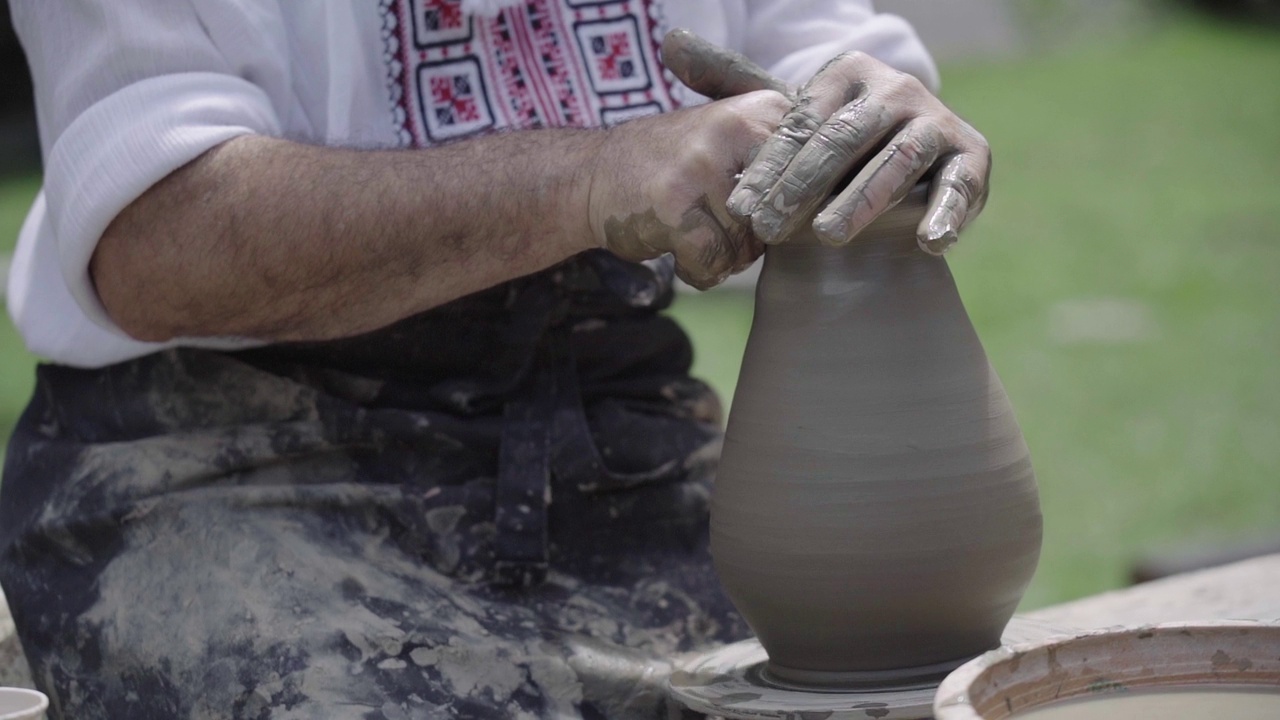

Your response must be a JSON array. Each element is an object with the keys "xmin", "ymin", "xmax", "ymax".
[{"xmin": 774, "ymin": 182, "xmax": 930, "ymax": 254}]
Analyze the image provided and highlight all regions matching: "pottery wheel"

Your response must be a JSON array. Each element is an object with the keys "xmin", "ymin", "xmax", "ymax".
[{"xmin": 666, "ymin": 616, "xmax": 1066, "ymax": 720}]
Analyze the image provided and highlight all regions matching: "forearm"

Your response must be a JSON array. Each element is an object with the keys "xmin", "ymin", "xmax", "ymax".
[{"xmin": 92, "ymin": 130, "xmax": 604, "ymax": 343}]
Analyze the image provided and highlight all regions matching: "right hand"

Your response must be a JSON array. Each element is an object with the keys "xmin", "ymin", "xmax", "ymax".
[
  {"xmin": 587, "ymin": 90, "xmax": 790, "ymax": 289},
  {"xmin": 660, "ymin": 28, "xmax": 991, "ymax": 257}
]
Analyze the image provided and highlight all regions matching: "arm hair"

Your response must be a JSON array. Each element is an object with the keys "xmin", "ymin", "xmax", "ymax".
[{"xmin": 92, "ymin": 129, "xmax": 606, "ymax": 342}]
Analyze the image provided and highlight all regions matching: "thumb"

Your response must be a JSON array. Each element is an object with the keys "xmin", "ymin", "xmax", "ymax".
[{"xmin": 660, "ymin": 28, "xmax": 791, "ymax": 101}]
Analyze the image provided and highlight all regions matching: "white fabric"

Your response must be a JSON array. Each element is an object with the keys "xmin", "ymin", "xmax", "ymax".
[
  {"xmin": 7, "ymin": 0, "xmax": 937, "ymax": 368},
  {"xmin": 460, "ymin": 0, "xmax": 523, "ymax": 17}
]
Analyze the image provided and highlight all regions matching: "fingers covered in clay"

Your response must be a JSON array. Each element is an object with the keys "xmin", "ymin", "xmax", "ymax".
[
  {"xmin": 674, "ymin": 198, "xmax": 763, "ymax": 290},
  {"xmin": 660, "ymin": 28, "xmax": 791, "ymax": 101},
  {"xmin": 813, "ymin": 119, "xmax": 945, "ymax": 246},
  {"xmin": 726, "ymin": 52, "xmax": 892, "ymax": 229},
  {"xmin": 589, "ymin": 90, "xmax": 788, "ymax": 289},
  {"xmin": 727, "ymin": 50, "xmax": 992, "ymax": 251},
  {"xmin": 918, "ymin": 146, "xmax": 991, "ymax": 255}
]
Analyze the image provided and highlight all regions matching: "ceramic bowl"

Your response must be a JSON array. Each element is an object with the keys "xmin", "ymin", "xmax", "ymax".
[
  {"xmin": 933, "ymin": 620, "xmax": 1280, "ymax": 719},
  {"xmin": 0, "ymin": 687, "xmax": 47, "ymax": 720}
]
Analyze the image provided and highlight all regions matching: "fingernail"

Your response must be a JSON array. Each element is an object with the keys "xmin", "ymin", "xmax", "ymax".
[
  {"xmin": 920, "ymin": 229, "xmax": 958, "ymax": 255},
  {"xmin": 812, "ymin": 215, "xmax": 847, "ymax": 246},
  {"xmin": 727, "ymin": 188, "xmax": 760, "ymax": 218}
]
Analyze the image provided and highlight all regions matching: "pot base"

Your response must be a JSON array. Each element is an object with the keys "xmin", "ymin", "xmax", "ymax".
[
  {"xmin": 666, "ymin": 617, "xmax": 1066, "ymax": 720},
  {"xmin": 758, "ymin": 654, "xmax": 970, "ymax": 693}
]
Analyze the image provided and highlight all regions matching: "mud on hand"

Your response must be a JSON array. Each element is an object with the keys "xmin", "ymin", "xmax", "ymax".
[
  {"xmin": 586, "ymin": 88, "xmax": 789, "ymax": 290},
  {"xmin": 661, "ymin": 28, "xmax": 992, "ymax": 257}
]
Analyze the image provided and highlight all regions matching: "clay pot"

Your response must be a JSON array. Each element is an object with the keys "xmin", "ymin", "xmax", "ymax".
[{"xmin": 712, "ymin": 185, "xmax": 1042, "ymax": 688}]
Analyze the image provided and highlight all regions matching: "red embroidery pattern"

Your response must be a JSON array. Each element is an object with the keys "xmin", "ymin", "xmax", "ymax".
[
  {"xmin": 423, "ymin": 0, "xmax": 463, "ymax": 31},
  {"xmin": 595, "ymin": 32, "xmax": 631, "ymax": 80},
  {"xmin": 384, "ymin": 0, "xmax": 679, "ymax": 147},
  {"xmin": 429, "ymin": 75, "xmax": 481, "ymax": 123},
  {"xmin": 487, "ymin": 10, "xmax": 546, "ymax": 127},
  {"xmin": 523, "ymin": 0, "xmax": 589, "ymax": 127}
]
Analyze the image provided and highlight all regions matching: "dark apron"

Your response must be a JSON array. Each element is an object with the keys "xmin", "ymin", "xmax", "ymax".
[
  {"xmin": 229, "ymin": 250, "xmax": 721, "ymax": 585},
  {"xmin": 0, "ymin": 251, "xmax": 745, "ymax": 719}
]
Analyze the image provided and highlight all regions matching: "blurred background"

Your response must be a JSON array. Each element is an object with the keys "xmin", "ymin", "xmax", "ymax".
[{"xmin": 0, "ymin": 1, "xmax": 1277, "ymax": 609}]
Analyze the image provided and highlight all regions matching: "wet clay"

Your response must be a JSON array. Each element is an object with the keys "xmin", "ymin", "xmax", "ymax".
[
  {"xmin": 659, "ymin": 28, "xmax": 791, "ymax": 101},
  {"xmin": 712, "ymin": 183, "xmax": 1042, "ymax": 686},
  {"xmin": 603, "ymin": 196, "xmax": 754, "ymax": 290}
]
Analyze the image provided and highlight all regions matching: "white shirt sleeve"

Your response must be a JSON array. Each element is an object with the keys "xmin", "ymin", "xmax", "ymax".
[
  {"xmin": 11, "ymin": 0, "xmax": 287, "ymax": 337},
  {"xmin": 743, "ymin": 0, "xmax": 940, "ymax": 91}
]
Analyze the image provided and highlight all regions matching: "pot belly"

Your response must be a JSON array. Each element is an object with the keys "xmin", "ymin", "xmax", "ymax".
[{"xmin": 711, "ymin": 376, "xmax": 1042, "ymax": 677}]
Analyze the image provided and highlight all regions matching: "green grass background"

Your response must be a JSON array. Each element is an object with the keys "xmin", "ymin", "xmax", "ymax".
[
  {"xmin": 0, "ymin": 174, "xmax": 38, "ymax": 449},
  {"xmin": 2, "ymin": 15, "xmax": 1277, "ymax": 609}
]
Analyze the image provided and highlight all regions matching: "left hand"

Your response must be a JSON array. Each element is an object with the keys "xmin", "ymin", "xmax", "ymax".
[{"xmin": 662, "ymin": 30, "xmax": 990, "ymax": 255}]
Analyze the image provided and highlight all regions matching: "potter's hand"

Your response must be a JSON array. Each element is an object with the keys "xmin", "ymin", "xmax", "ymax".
[
  {"xmin": 662, "ymin": 29, "xmax": 989, "ymax": 255},
  {"xmin": 589, "ymin": 90, "xmax": 789, "ymax": 289}
]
